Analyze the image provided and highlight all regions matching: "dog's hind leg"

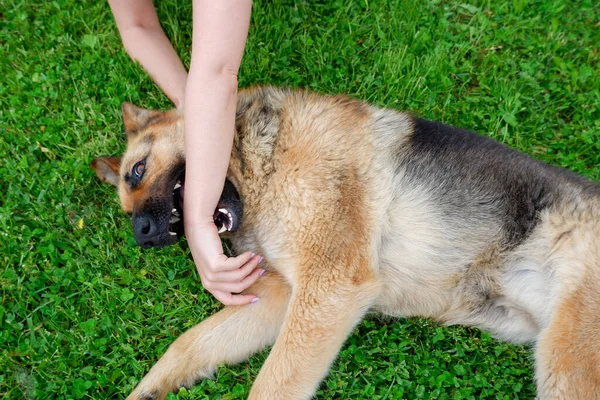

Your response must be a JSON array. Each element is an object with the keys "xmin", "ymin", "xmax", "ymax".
[
  {"xmin": 248, "ymin": 257, "xmax": 380, "ymax": 400},
  {"xmin": 126, "ymin": 272, "xmax": 291, "ymax": 400},
  {"xmin": 535, "ymin": 268, "xmax": 600, "ymax": 399}
]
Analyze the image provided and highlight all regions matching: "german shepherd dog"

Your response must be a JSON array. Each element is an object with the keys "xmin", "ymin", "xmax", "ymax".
[{"xmin": 92, "ymin": 86, "xmax": 600, "ymax": 399}]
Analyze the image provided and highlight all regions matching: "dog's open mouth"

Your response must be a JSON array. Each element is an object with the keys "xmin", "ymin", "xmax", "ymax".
[
  {"xmin": 214, "ymin": 207, "xmax": 234, "ymax": 234},
  {"xmin": 169, "ymin": 178, "xmax": 185, "ymax": 237},
  {"xmin": 169, "ymin": 173, "xmax": 242, "ymax": 238}
]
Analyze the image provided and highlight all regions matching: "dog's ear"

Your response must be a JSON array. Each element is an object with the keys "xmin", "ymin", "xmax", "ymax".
[
  {"xmin": 91, "ymin": 156, "xmax": 121, "ymax": 186},
  {"xmin": 121, "ymin": 102, "xmax": 161, "ymax": 135}
]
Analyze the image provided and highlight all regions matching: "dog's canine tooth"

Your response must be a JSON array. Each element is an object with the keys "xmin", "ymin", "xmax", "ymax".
[
  {"xmin": 215, "ymin": 208, "xmax": 233, "ymax": 233},
  {"xmin": 168, "ymin": 231, "xmax": 176, "ymax": 236},
  {"xmin": 169, "ymin": 216, "xmax": 180, "ymax": 224},
  {"xmin": 174, "ymin": 183, "xmax": 181, "ymax": 190}
]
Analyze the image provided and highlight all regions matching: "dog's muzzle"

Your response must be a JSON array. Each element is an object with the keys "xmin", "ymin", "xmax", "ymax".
[{"xmin": 132, "ymin": 177, "xmax": 243, "ymax": 249}]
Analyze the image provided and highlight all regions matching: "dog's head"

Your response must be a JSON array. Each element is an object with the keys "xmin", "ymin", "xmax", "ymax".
[{"xmin": 92, "ymin": 103, "xmax": 242, "ymax": 248}]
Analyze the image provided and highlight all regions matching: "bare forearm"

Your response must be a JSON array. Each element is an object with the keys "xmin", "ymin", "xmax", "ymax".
[
  {"xmin": 183, "ymin": 0, "xmax": 252, "ymax": 225},
  {"xmin": 108, "ymin": 0, "xmax": 187, "ymax": 108},
  {"xmin": 120, "ymin": 26, "xmax": 188, "ymax": 108},
  {"xmin": 183, "ymin": 71, "xmax": 238, "ymax": 223}
]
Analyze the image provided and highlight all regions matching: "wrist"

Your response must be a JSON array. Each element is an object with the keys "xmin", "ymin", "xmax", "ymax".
[{"xmin": 184, "ymin": 213, "xmax": 216, "ymax": 230}]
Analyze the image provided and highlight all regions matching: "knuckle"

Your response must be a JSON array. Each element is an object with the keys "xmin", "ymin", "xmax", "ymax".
[
  {"xmin": 236, "ymin": 281, "xmax": 251, "ymax": 292},
  {"xmin": 246, "ymin": 269, "xmax": 260, "ymax": 282},
  {"xmin": 229, "ymin": 283, "xmax": 243, "ymax": 294},
  {"xmin": 229, "ymin": 272, "xmax": 242, "ymax": 283},
  {"xmin": 232, "ymin": 285, "xmax": 243, "ymax": 294},
  {"xmin": 207, "ymin": 263, "xmax": 221, "ymax": 273},
  {"xmin": 235, "ymin": 268, "xmax": 250, "ymax": 280},
  {"xmin": 205, "ymin": 270, "xmax": 218, "ymax": 282},
  {"xmin": 246, "ymin": 277, "xmax": 259, "ymax": 288},
  {"xmin": 222, "ymin": 297, "xmax": 235, "ymax": 306},
  {"xmin": 218, "ymin": 297, "xmax": 230, "ymax": 305}
]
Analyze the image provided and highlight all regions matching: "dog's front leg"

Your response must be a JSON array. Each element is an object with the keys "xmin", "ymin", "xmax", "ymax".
[
  {"xmin": 127, "ymin": 272, "xmax": 290, "ymax": 400},
  {"xmin": 248, "ymin": 266, "xmax": 380, "ymax": 400}
]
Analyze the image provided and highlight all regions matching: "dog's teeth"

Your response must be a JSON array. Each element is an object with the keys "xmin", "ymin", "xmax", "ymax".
[
  {"xmin": 169, "ymin": 231, "xmax": 176, "ymax": 236},
  {"xmin": 216, "ymin": 208, "xmax": 233, "ymax": 232},
  {"xmin": 169, "ymin": 216, "xmax": 180, "ymax": 224},
  {"xmin": 174, "ymin": 183, "xmax": 181, "ymax": 190}
]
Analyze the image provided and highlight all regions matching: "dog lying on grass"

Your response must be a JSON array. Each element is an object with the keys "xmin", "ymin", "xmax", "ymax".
[{"xmin": 93, "ymin": 86, "xmax": 600, "ymax": 399}]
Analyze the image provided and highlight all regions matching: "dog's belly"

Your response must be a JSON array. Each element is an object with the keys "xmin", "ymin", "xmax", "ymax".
[
  {"xmin": 372, "ymin": 233, "xmax": 478, "ymax": 322},
  {"xmin": 373, "ymin": 250, "xmax": 545, "ymax": 343},
  {"xmin": 370, "ymin": 184, "xmax": 492, "ymax": 318},
  {"xmin": 369, "ymin": 184, "xmax": 547, "ymax": 343}
]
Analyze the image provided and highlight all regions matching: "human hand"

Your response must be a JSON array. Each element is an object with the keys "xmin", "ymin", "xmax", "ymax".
[{"xmin": 185, "ymin": 221, "xmax": 263, "ymax": 305}]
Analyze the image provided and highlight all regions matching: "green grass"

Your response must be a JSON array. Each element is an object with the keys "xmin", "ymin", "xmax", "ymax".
[{"xmin": 1, "ymin": 0, "xmax": 599, "ymax": 398}]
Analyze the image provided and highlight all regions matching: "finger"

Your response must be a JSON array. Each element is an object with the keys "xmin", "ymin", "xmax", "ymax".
[
  {"xmin": 211, "ymin": 254, "xmax": 263, "ymax": 282},
  {"xmin": 213, "ymin": 251, "xmax": 256, "ymax": 272},
  {"xmin": 208, "ymin": 267, "xmax": 263, "ymax": 294},
  {"xmin": 196, "ymin": 254, "xmax": 254, "ymax": 282},
  {"xmin": 211, "ymin": 289, "xmax": 259, "ymax": 306}
]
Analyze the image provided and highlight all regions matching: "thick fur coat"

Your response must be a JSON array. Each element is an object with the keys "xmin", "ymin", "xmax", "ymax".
[{"xmin": 93, "ymin": 86, "xmax": 600, "ymax": 399}]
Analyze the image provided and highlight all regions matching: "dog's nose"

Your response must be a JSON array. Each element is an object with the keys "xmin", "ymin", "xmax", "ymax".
[{"xmin": 132, "ymin": 214, "xmax": 158, "ymax": 247}]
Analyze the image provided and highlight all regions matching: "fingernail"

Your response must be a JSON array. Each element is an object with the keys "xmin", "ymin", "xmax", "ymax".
[
  {"xmin": 258, "ymin": 256, "xmax": 264, "ymax": 264},
  {"xmin": 251, "ymin": 297, "xmax": 260, "ymax": 303},
  {"xmin": 259, "ymin": 269, "xmax": 265, "ymax": 276},
  {"xmin": 251, "ymin": 252, "xmax": 256, "ymax": 258}
]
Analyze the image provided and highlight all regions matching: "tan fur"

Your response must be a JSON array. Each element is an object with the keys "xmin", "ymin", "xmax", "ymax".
[
  {"xmin": 532, "ymin": 202, "xmax": 600, "ymax": 399},
  {"xmin": 93, "ymin": 86, "xmax": 600, "ymax": 399}
]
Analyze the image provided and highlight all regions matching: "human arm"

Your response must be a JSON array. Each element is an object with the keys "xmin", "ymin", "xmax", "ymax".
[
  {"xmin": 108, "ymin": 0, "xmax": 188, "ymax": 108},
  {"xmin": 184, "ymin": 0, "xmax": 263, "ymax": 305}
]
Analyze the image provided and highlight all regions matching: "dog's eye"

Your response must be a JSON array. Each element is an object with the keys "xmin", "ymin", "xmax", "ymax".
[{"xmin": 133, "ymin": 161, "xmax": 146, "ymax": 179}]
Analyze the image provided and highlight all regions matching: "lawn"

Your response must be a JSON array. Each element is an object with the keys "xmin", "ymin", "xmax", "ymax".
[{"xmin": 1, "ymin": 0, "xmax": 599, "ymax": 398}]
